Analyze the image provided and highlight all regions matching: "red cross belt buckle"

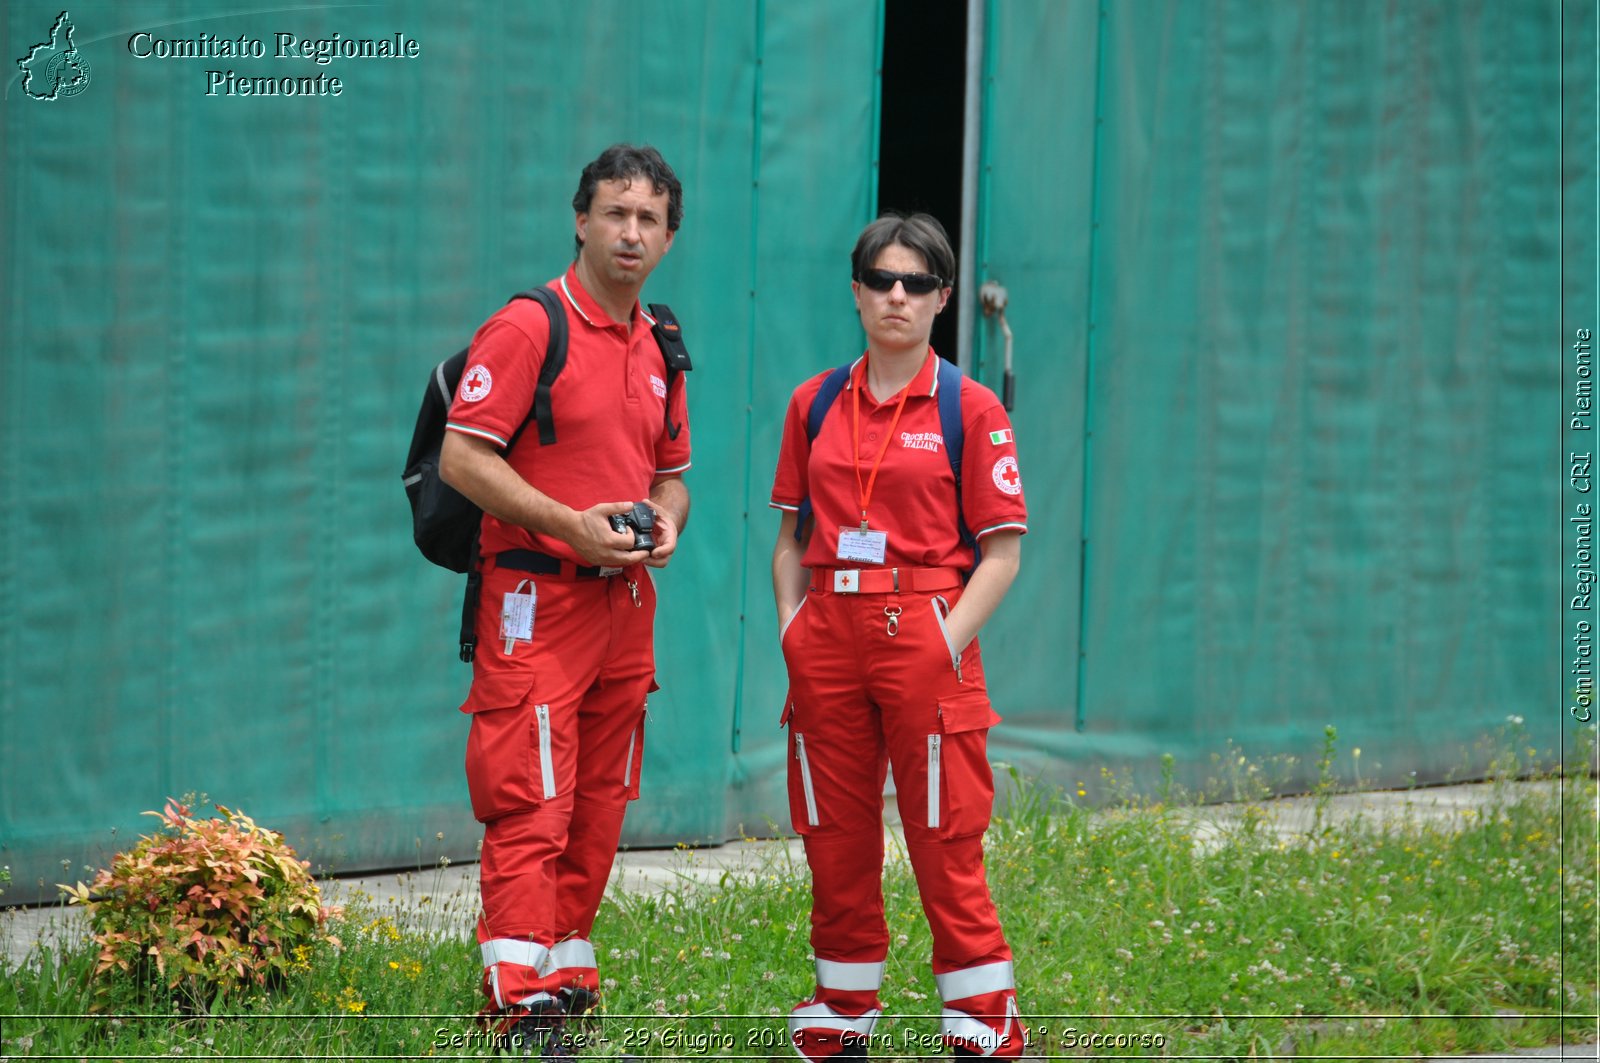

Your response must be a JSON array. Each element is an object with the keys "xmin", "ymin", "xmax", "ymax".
[{"xmin": 832, "ymin": 570, "xmax": 860, "ymax": 593}]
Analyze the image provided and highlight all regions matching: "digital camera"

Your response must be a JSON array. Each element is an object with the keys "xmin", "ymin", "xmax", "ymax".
[{"xmin": 609, "ymin": 502, "xmax": 657, "ymax": 552}]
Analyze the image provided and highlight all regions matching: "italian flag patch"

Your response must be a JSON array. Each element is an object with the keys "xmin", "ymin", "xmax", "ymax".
[{"xmin": 989, "ymin": 429, "xmax": 1013, "ymax": 445}]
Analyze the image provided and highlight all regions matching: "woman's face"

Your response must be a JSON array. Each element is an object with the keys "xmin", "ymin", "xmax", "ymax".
[{"xmin": 852, "ymin": 243, "xmax": 951, "ymax": 354}]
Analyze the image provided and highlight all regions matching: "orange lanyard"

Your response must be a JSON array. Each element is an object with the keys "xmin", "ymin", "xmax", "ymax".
[{"xmin": 851, "ymin": 358, "xmax": 912, "ymax": 530}]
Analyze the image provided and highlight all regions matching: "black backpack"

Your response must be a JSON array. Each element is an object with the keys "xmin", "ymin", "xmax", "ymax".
[
  {"xmin": 401, "ymin": 286, "xmax": 694, "ymax": 574},
  {"xmin": 402, "ymin": 286, "xmax": 569, "ymax": 574}
]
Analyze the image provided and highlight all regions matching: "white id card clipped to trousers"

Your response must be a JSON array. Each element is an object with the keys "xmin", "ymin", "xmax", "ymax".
[{"xmin": 501, "ymin": 579, "xmax": 535, "ymax": 655}]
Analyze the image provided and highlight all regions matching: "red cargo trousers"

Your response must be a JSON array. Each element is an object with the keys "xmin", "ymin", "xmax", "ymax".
[
  {"xmin": 461, "ymin": 557, "xmax": 656, "ymax": 1016},
  {"xmin": 780, "ymin": 567, "xmax": 1026, "ymax": 1059}
]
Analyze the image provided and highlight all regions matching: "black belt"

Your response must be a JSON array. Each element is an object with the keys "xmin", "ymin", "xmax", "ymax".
[{"xmin": 495, "ymin": 549, "xmax": 611, "ymax": 580}]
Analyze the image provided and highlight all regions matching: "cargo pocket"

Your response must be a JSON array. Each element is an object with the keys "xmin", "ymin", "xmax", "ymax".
[
  {"xmin": 926, "ymin": 691, "xmax": 1001, "ymax": 834},
  {"xmin": 460, "ymin": 669, "xmax": 536, "ymax": 715},
  {"xmin": 463, "ymin": 673, "xmax": 541, "ymax": 823}
]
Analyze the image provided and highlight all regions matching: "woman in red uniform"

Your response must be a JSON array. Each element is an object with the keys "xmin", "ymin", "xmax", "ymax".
[{"xmin": 770, "ymin": 213, "xmax": 1030, "ymax": 1060}]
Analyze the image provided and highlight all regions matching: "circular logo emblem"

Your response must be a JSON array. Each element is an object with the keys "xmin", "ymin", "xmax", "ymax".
[
  {"xmin": 47, "ymin": 51, "xmax": 91, "ymax": 98},
  {"xmin": 459, "ymin": 364, "xmax": 493, "ymax": 403},
  {"xmin": 992, "ymin": 456, "xmax": 1022, "ymax": 495}
]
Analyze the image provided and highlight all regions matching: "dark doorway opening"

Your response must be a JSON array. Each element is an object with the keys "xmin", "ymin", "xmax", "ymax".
[{"xmin": 878, "ymin": 0, "xmax": 969, "ymax": 362}]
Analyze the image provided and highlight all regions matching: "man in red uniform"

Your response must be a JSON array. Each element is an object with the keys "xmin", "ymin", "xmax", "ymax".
[
  {"xmin": 439, "ymin": 144, "xmax": 690, "ymax": 1057},
  {"xmin": 771, "ymin": 214, "xmax": 1029, "ymax": 1060}
]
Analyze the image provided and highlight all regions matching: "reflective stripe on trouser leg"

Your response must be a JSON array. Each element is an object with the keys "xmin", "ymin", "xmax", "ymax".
[
  {"xmin": 935, "ymin": 960, "xmax": 1014, "ymax": 1001},
  {"xmin": 788, "ymin": 1002, "xmax": 883, "ymax": 1040},
  {"xmin": 937, "ymin": 960, "xmax": 1022, "ymax": 1058},
  {"xmin": 939, "ymin": 1000, "xmax": 1022, "ymax": 1056},
  {"xmin": 543, "ymin": 937, "xmax": 599, "ymax": 1001},
  {"xmin": 481, "ymin": 937, "xmax": 553, "ymax": 972},
  {"xmin": 790, "ymin": 959, "xmax": 886, "ymax": 1059},
  {"xmin": 480, "ymin": 938, "xmax": 554, "ymax": 1011},
  {"xmin": 816, "ymin": 958, "xmax": 885, "ymax": 992},
  {"xmin": 550, "ymin": 938, "xmax": 597, "ymax": 975},
  {"xmin": 479, "ymin": 901, "xmax": 608, "ymax": 1009}
]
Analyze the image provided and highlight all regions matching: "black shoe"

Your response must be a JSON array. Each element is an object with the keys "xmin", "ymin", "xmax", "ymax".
[
  {"xmin": 951, "ymin": 1047, "xmax": 1043, "ymax": 1061},
  {"xmin": 555, "ymin": 988, "xmax": 600, "ymax": 1059},
  {"xmin": 562, "ymin": 987, "xmax": 600, "ymax": 1016},
  {"xmin": 503, "ymin": 1001, "xmax": 580, "ymax": 1060}
]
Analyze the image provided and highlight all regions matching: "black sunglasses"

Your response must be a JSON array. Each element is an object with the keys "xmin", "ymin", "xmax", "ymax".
[{"xmin": 856, "ymin": 268, "xmax": 945, "ymax": 295}]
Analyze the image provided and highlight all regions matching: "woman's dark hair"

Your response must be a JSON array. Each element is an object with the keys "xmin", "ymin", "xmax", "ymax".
[
  {"xmin": 571, "ymin": 144, "xmax": 684, "ymax": 254},
  {"xmin": 850, "ymin": 212, "xmax": 956, "ymax": 287}
]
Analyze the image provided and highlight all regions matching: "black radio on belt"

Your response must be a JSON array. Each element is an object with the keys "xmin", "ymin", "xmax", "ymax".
[{"xmin": 609, "ymin": 502, "xmax": 657, "ymax": 551}]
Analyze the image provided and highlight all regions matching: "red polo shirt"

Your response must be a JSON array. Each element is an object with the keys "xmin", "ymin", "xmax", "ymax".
[
  {"xmin": 445, "ymin": 265, "xmax": 692, "ymax": 563},
  {"xmin": 770, "ymin": 350, "xmax": 1027, "ymax": 571}
]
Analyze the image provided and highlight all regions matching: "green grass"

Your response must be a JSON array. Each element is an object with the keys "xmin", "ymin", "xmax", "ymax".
[{"xmin": 2, "ymin": 735, "xmax": 1595, "ymax": 1060}]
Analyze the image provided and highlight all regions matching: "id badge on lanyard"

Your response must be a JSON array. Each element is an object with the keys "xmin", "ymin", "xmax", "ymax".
[
  {"xmin": 841, "ymin": 358, "xmax": 911, "ymax": 569},
  {"xmin": 837, "ymin": 523, "xmax": 888, "ymax": 565}
]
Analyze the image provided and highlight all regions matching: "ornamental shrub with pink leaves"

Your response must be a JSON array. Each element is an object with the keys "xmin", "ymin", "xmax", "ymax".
[{"xmin": 62, "ymin": 799, "xmax": 341, "ymax": 1008}]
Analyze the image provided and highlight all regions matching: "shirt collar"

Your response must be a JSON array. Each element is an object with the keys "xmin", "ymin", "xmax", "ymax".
[
  {"xmin": 847, "ymin": 348, "xmax": 940, "ymax": 398},
  {"xmin": 559, "ymin": 264, "xmax": 652, "ymax": 330}
]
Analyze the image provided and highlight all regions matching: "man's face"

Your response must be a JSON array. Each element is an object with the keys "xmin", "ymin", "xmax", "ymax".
[{"xmin": 575, "ymin": 176, "xmax": 675, "ymax": 293}]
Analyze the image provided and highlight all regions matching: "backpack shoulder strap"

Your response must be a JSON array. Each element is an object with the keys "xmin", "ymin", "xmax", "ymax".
[
  {"xmin": 793, "ymin": 363, "xmax": 855, "ymax": 542},
  {"xmin": 498, "ymin": 285, "xmax": 568, "ymax": 450},
  {"xmin": 646, "ymin": 302, "xmax": 692, "ymax": 441},
  {"xmin": 934, "ymin": 357, "xmax": 981, "ymax": 575},
  {"xmin": 936, "ymin": 356, "xmax": 965, "ymax": 486},
  {"xmin": 806, "ymin": 363, "xmax": 853, "ymax": 441},
  {"xmin": 647, "ymin": 303, "xmax": 693, "ymax": 374}
]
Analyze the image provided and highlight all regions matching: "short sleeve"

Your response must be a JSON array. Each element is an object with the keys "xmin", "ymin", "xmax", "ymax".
[
  {"xmin": 769, "ymin": 384, "xmax": 815, "ymax": 511},
  {"xmin": 444, "ymin": 308, "xmax": 551, "ymax": 449},
  {"xmin": 959, "ymin": 384, "xmax": 1028, "ymax": 540},
  {"xmin": 654, "ymin": 371, "xmax": 692, "ymax": 476}
]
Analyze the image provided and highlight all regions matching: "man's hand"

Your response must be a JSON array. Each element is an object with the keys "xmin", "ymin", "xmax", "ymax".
[
  {"xmin": 641, "ymin": 476, "xmax": 689, "ymax": 570},
  {"xmin": 568, "ymin": 501, "xmax": 652, "ymax": 568},
  {"xmin": 641, "ymin": 503, "xmax": 678, "ymax": 568}
]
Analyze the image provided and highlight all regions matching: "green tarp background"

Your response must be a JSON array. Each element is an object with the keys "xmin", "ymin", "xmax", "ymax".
[
  {"xmin": 968, "ymin": 0, "xmax": 1576, "ymax": 796},
  {"xmin": 0, "ymin": 0, "xmax": 881, "ymax": 903},
  {"xmin": 2, "ymin": 0, "xmax": 1591, "ymax": 904}
]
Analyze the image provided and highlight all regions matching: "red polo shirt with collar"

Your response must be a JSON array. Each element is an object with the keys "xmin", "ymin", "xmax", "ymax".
[
  {"xmin": 770, "ymin": 349, "xmax": 1027, "ymax": 571},
  {"xmin": 445, "ymin": 265, "xmax": 692, "ymax": 563}
]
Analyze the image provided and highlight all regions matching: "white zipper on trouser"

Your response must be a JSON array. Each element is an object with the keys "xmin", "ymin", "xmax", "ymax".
[
  {"xmin": 623, "ymin": 726, "xmax": 638, "ymax": 789},
  {"xmin": 927, "ymin": 734, "xmax": 942, "ymax": 829},
  {"xmin": 794, "ymin": 734, "xmax": 820, "ymax": 827},
  {"xmin": 535, "ymin": 704, "xmax": 556, "ymax": 799}
]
